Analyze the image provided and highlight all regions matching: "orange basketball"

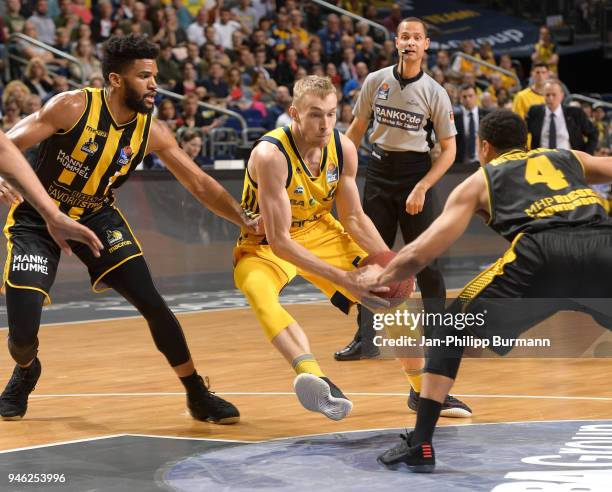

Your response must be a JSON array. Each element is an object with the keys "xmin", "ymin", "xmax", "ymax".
[{"xmin": 361, "ymin": 251, "xmax": 414, "ymax": 305}]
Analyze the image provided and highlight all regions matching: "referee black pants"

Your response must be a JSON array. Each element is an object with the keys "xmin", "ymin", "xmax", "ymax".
[{"xmin": 356, "ymin": 150, "xmax": 446, "ymax": 348}]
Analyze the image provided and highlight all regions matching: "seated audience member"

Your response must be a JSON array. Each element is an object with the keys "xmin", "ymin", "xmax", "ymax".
[
  {"xmin": 180, "ymin": 128, "xmax": 209, "ymax": 168},
  {"xmin": 1, "ymin": 99, "xmax": 23, "ymax": 131},
  {"xmin": 22, "ymin": 57, "xmax": 54, "ymax": 100},
  {"xmin": 70, "ymin": 39, "xmax": 102, "ymax": 81},
  {"xmin": 157, "ymin": 99, "xmax": 179, "ymax": 132},
  {"xmin": 203, "ymin": 62, "xmax": 230, "ymax": 102},
  {"xmin": 2, "ymin": 80, "xmax": 32, "ymax": 115},
  {"xmin": 336, "ymin": 102, "xmax": 353, "ymax": 133}
]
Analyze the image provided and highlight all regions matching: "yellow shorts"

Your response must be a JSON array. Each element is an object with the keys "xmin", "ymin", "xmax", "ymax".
[{"xmin": 233, "ymin": 214, "xmax": 366, "ymax": 340}]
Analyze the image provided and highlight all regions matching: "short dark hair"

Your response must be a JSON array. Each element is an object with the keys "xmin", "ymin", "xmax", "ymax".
[
  {"xmin": 478, "ymin": 109, "xmax": 527, "ymax": 152},
  {"xmin": 532, "ymin": 61, "xmax": 548, "ymax": 70},
  {"xmin": 459, "ymin": 84, "xmax": 476, "ymax": 93},
  {"xmin": 180, "ymin": 128, "xmax": 203, "ymax": 143},
  {"xmin": 397, "ymin": 17, "xmax": 428, "ymax": 37},
  {"xmin": 102, "ymin": 34, "xmax": 160, "ymax": 82}
]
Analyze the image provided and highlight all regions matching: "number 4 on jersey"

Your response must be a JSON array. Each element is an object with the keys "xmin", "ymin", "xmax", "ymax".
[{"xmin": 525, "ymin": 155, "xmax": 569, "ymax": 190}]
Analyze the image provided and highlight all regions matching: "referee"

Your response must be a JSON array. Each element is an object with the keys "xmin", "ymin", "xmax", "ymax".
[{"xmin": 334, "ymin": 17, "xmax": 469, "ymax": 418}]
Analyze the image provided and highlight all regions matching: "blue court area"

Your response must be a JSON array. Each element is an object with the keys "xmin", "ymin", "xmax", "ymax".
[{"xmin": 1, "ymin": 420, "xmax": 610, "ymax": 491}]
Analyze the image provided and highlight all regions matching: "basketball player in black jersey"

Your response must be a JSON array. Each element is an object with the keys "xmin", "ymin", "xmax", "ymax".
[
  {"xmin": 0, "ymin": 131, "xmax": 102, "ymax": 255},
  {"xmin": 356, "ymin": 110, "xmax": 612, "ymax": 471},
  {"xmin": 0, "ymin": 35, "xmax": 261, "ymax": 424}
]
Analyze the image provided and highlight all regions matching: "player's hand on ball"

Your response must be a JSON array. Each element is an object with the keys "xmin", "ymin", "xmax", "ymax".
[
  {"xmin": 344, "ymin": 265, "xmax": 391, "ymax": 310},
  {"xmin": 241, "ymin": 211, "xmax": 265, "ymax": 235},
  {"xmin": 0, "ymin": 178, "xmax": 24, "ymax": 206},
  {"xmin": 405, "ymin": 184, "xmax": 426, "ymax": 215}
]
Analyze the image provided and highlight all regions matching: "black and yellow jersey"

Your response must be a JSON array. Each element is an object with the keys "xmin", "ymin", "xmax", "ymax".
[
  {"xmin": 483, "ymin": 148, "xmax": 608, "ymax": 241},
  {"xmin": 33, "ymin": 87, "xmax": 153, "ymax": 219},
  {"xmin": 240, "ymin": 126, "xmax": 344, "ymax": 237}
]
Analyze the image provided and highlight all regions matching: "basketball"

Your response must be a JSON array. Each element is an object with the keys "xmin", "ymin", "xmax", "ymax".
[{"xmin": 361, "ymin": 251, "xmax": 414, "ymax": 305}]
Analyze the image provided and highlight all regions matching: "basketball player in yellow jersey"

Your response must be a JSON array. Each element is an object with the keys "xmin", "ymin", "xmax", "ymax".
[
  {"xmin": 234, "ymin": 76, "xmax": 396, "ymax": 420},
  {"xmin": 0, "ymin": 34, "xmax": 261, "ymax": 424}
]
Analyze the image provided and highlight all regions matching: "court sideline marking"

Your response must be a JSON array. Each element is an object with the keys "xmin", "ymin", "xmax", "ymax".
[
  {"xmin": 25, "ymin": 392, "xmax": 612, "ymax": 401},
  {"xmin": 1, "ymin": 418, "xmax": 610, "ymax": 454}
]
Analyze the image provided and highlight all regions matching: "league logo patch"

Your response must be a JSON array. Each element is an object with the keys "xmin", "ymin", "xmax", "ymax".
[
  {"xmin": 106, "ymin": 229, "xmax": 123, "ymax": 246},
  {"xmin": 377, "ymin": 83, "xmax": 390, "ymax": 100},
  {"xmin": 294, "ymin": 186, "xmax": 304, "ymax": 195},
  {"xmin": 326, "ymin": 163, "xmax": 339, "ymax": 183},
  {"xmin": 117, "ymin": 146, "xmax": 133, "ymax": 166},
  {"xmin": 81, "ymin": 138, "xmax": 99, "ymax": 156}
]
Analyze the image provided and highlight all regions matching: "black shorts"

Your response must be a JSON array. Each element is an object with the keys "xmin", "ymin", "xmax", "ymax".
[
  {"xmin": 442, "ymin": 226, "xmax": 612, "ymax": 356},
  {"xmin": 2, "ymin": 203, "xmax": 143, "ymax": 304}
]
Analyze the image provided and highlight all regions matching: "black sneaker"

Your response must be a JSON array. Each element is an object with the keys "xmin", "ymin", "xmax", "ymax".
[
  {"xmin": 407, "ymin": 387, "xmax": 472, "ymax": 418},
  {"xmin": 0, "ymin": 358, "xmax": 41, "ymax": 420},
  {"xmin": 293, "ymin": 373, "xmax": 353, "ymax": 420},
  {"xmin": 187, "ymin": 376, "xmax": 240, "ymax": 425},
  {"xmin": 334, "ymin": 340, "xmax": 380, "ymax": 361},
  {"xmin": 377, "ymin": 431, "xmax": 435, "ymax": 472}
]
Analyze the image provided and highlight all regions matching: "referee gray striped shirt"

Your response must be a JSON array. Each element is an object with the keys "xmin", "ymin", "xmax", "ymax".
[{"xmin": 354, "ymin": 66, "xmax": 457, "ymax": 153}]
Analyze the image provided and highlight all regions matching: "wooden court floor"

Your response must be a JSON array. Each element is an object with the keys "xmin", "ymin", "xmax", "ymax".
[{"xmin": 1, "ymin": 302, "xmax": 611, "ymax": 451}]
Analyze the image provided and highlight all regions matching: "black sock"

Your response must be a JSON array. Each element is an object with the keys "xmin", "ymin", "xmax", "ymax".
[
  {"xmin": 180, "ymin": 371, "xmax": 204, "ymax": 394},
  {"xmin": 412, "ymin": 398, "xmax": 442, "ymax": 444}
]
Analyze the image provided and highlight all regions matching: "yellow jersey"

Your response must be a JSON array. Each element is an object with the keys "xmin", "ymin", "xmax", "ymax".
[
  {"xmin": 33, "ymin": 87, "xmax": 152, "ymax": 220},
  {"xmin": 512, "ymin": 87, "xmax": 545, "ymax": 119},
  {"xmin": 240, "ymin": 126, "xmax": 344, "ymax": 239}
]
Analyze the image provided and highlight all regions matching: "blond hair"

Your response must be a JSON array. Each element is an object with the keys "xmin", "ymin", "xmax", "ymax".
[
  {"xmin": 2, "ymin": 80, "xmax": 32, "ymax": 112},
  {"xmin": 25, "ymin": 57, "xmax": 49, "ymax": 80},
  {"xmin": 292, "ymin": 75, "xmax": 336, "ymax": 108}
]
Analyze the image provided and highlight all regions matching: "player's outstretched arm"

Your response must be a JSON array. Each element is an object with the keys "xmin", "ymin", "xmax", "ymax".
[
  {"xmin": 0, "ymin": 129, "xmax": 102, "ymax": 257},
  {"xmin": 149, "ymin": 120, "xmax": 261, "ymax": 233},
  {"xmin": 254, "ymin": 142, "xmax": 389, "ymax": 308},
  {"xmin": 375, "ymin": 170, "xmax": 486, "ymax": 287},
  {"xmin": 574, "ymin": 150, "xmax": 612, "ymax": 184},
  {"xmin": 335, "ymin": 133, "xmax": 389, "ymax": 255}
]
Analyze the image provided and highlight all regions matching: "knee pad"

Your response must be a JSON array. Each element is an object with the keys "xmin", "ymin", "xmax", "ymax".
[{"xmin": 8, "ymin": 337, "xmax": 39, "ymax": 365}]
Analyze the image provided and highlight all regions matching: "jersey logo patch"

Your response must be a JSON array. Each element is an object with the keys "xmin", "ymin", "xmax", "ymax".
[
  {"xmin": 377, "ymin": 83, "xmax": 390, "ymax": 100},
  {"xmin": 326, "ymin": 163, "xmax": 339, "ymax": 183},
  {"xmin": 106, "ymin": 229, "xmax": 123, "ymax": 246},
  {"xmin": 81, "ymin": 138, "xmax": 99, "ymax": 156},
  {"xmin": 117, "ymin": 146, "xmax": 133, "ymax": 166},
  {"xmin": 293, "ymin": 186, "xmax": 304, "ymax": 195}
]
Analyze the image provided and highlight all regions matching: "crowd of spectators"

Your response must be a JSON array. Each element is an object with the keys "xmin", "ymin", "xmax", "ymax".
[{"xmin": 0, "ymin": 0, "xmax": 609, "ymax": 169}]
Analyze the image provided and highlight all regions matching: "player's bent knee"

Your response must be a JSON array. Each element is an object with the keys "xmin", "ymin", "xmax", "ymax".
[
  {"xmin": 235, "ymin": 272, "xmax": 296, "ymax": 340},
  {"xmin": 8, "ymin": 337, "xmax": 39, "ymax": 365}
]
